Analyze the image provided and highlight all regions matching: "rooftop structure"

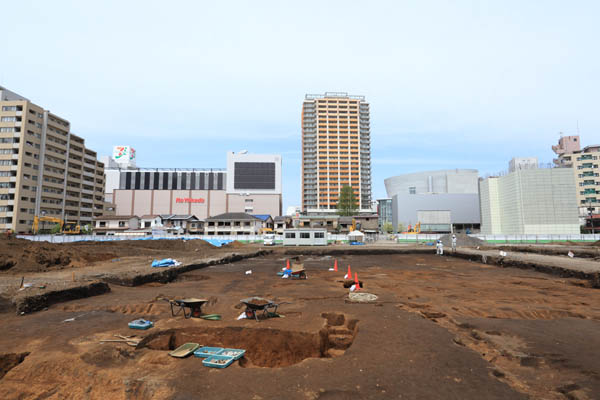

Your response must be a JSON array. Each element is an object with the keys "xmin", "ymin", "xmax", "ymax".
[{"xmin": 552, "ymin": 135, "xmax": 581, "ymax": 167}]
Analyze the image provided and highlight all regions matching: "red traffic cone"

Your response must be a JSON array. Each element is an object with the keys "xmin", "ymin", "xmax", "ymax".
[
  {"xmin": 354, "ymin": 272, "xmax": 361, "ymax": 291},
  {"xmin": 345, "ymin": 265, "xmax": 352, "ymax": 280},
  {"xmin": 334, "ymin": 259, "xmax": 338, "ymax": 272}
]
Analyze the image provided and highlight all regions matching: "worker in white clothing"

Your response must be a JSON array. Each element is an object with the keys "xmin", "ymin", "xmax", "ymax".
[
  {"xmin": 436, "ymin": 240, "xmax": 444, "ymax": 255},
  {"xmin": 451, "ymin": 234, "xmax": 457, "ymax": 252}
]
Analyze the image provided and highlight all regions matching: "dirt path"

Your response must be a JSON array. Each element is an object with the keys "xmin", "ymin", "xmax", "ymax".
[{"xmin": 456, "ymin": 247, "xmax": 600, "ymax": 276}]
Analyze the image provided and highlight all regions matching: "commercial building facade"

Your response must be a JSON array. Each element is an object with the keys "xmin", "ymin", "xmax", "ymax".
[
  {"xmin": 479, "ymin": 168, "xmax": 579, "ymax": 234},
  {"xmin": 301, "ymin": 92, "xmax": 372, "ymax": 213},
  {"xmin": 104, "ymin": 150, "xmax": 282, "ymax": 219},
  {"xmin": 0, "ymin": 86, "xmax": 105, "ymax": 233},
  {"xmin": 385, "ymin": 169, "xmax": 481, "ymax": 233},
  {"xmin": 377, "ymin": 198, "xmax": 392, "ymax": 231}
]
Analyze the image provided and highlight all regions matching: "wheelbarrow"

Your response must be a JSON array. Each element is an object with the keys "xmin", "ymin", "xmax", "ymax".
[
  {"xmin": 163, "ymin": 298, "xmax": 214, "ymax": 319},
  {"xmin": 277, "ymin": 262, "xmax": 307, "ymax": 279},
  {"xmin": 239, "ymin": 297, "xmax": 290, "ymax": 321}
]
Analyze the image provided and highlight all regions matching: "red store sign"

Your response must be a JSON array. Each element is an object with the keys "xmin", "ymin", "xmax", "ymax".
[{"xmin": 176, "ymin": 197, "xmax": 205, "ymax": 204}]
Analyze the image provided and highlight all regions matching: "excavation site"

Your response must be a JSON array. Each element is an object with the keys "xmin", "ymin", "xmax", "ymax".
[{"xmin": 0, "ymin": 237, "xmax": 599, "ymax": 399}]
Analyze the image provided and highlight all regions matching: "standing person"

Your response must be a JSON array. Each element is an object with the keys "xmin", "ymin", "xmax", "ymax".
[
  {"xmin": 436, "ymin": 239, "xmax": 444, "ymax": 255},
  {"xmin": 451, "ymin": 234, "xmax": 457, "ymax": 252}
]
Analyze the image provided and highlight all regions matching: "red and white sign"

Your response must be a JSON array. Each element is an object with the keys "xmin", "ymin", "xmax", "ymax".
[{"xmin": 175, "ymin": 198, "xmax": 205, "ymax": 204}]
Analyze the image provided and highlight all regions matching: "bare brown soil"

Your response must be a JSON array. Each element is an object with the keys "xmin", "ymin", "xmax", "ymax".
[
  {"xmin": 0, "ymin": 236, "xmax": 220, "ymax": 274},
  {"xmin": 0, "ymin": 250, "xmax": 599, "ymax": 399}
]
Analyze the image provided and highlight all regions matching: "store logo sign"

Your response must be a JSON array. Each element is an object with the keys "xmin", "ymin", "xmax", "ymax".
[{"xmin": 176, "ymin": 197, "xmax": 205, "ymax": 204}]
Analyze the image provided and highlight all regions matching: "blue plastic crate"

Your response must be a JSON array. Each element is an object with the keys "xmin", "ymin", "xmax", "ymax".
[
  {"xmin": 219, "ymin": 348, "xmax": 246, "ymax": 360},
  {"xmin": 193, "ymin": 347, "xmax": 224, "ymax": 358},
  {"xmin": 202, "ymin": 354, "xmax": 235, "ymax": 369},
  {"xmin": 128, "ymin": 319, "xmax": 153, "ymax": 330}
]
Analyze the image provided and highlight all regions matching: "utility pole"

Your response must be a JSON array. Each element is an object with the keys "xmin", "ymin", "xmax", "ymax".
[{"xmin": 588, "ymin": 199, "xmax": 595, "ymax": 235}]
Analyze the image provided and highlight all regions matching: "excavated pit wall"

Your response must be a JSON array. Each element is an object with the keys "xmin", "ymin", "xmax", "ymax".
[
  {"xmin": 283, "ymin": 248, "xmax": 434, "ymax": 256},
  {"xmin": 102, "ymin": 250, "xmax": 271, "ymax": 286},
  {"xmin": 11, "ymin": 250, "xmax": 271, "ymax": 314},
  {"xmin": 13, "ymin": 281, "xmax": 110, "ymax": 314}
]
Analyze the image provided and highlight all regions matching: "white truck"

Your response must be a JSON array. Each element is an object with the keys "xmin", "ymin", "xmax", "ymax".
[{"xmin": 263, "ymin": 233, "xmax": 275, "ymax": 246}]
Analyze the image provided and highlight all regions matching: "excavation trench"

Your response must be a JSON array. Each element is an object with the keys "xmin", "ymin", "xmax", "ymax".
[
  {"xmin": 0, "ymin": 352, "xmax": 29, "ymax": 379},
  {"xmin": 139, "ymin": 313, "xmax": 358, "ymax": 368}
]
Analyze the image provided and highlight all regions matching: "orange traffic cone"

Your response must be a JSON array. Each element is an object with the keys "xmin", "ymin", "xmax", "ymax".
[
  {"xmin": 345, "ymin": 265, "xmax": 352, "ymax": 280},
  {"xmin": 334, "ymin": 259, "xmax": 338, "ymax": 272},
  {"xmin": 286, "ymin": 259, "xmax": 290, "ymax": 269},
  {"xmin": 354, "ymin": 272, "xmax": 360, "ymax": 291}
]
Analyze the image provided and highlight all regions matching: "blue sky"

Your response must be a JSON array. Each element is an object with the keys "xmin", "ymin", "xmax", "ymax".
[{"xmin": 2, "ymin": 0, "xmax": 599, "ymax": 210}]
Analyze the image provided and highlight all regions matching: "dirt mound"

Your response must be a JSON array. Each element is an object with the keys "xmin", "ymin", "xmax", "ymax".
[
  {"xmin": 0, "ymin": 238, "xmax": 118, "ymax": 273},
  {"xmin": 0, "ymin": 238, "xmax": 222, "ymax": 274},
  {"xmin": 73, "ymin": 238, "xmax": 215, "ymax": 252},
  {"xmin": 439, "ymin": 233, "xmax": 485, "ymax": 247},
  {"xmin": 222, "ymin": 240, "xmax": 247, "ymax": 249}
]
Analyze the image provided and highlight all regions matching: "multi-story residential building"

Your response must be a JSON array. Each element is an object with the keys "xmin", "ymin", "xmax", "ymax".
[
  {"xmin": 0, "ymin": 86, "xmax": 105, "ymax": 233},
  {"xmin": 572, "ymin": 145, "xmax": 600, "ymax": 221},
  {"xmin": 301, "ymin": 92, "xmax": 372, "ymax": 213},
  {"xmin": 479, "ymin": 166, "xmax": 579, "ymax": 234},
  {"xmin": 552, "ymin": 135, "xmax": 581, "ymax": 167}
]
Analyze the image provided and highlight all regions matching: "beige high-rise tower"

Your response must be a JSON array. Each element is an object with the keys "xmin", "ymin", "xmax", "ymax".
[
  {"xmin": 302, "ymin": 92, "xmax": 371, "ymax": 213},
  {"xmin": 0, "ymin": 86, "xmax": 105, "ymax": 233}
]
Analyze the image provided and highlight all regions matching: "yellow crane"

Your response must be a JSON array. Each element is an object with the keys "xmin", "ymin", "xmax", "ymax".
[
  {"xmin": 32, "ymin": 216, "xmax": 81, "ymax": 235},
  {"xmin": 402, "ymin": 222, "xmax": 421, "ymax": 234}
]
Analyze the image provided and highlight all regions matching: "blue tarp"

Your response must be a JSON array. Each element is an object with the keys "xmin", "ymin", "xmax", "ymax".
[
  {"xmin": 151, "ymin": 258, "xmax": 177, "ymax": 267},
  {"xmin": 203, "ymin": 239, "xmax": 233, "ymax": 247}
]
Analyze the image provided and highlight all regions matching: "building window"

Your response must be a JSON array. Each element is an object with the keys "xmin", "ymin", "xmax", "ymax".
[
  {"xmin": 118, "ymin": 221, "xmax": 125, "ymax": 227},
  {"xmin": 409, "ymin": 187, "xmax": 416, "ymax": 194},
  {"xmin": 99, "ymin": 221, "xmax": 106, "ymax": 227}
]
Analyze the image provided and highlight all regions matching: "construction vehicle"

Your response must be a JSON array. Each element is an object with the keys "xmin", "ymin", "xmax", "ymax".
[
  {"xmin": 402, "ymin": 222, "xmax": 421, "ymax": 234},
  {"xmin": 32, "ymin": 216, "xmax": 81, "ymax": 235},
  {"xmin": 348, "ymin": 219, "xmax": 362, "ymax": 232}
]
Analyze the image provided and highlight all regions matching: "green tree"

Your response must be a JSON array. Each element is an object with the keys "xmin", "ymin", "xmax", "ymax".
[
  {"xmin": 397, "ymin": 223, "xmax": 405, "ymax": 233},
  {"xmin": 336, "ymin": 185, "xmax": 358, "ymax": 216},
  {"xmin": 50, "ymin": 223, "xmax": 62, "ymax": 234},
  {"xmin": 383, "ymin": 222, "xmax": 393, "ymax": 233}
]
